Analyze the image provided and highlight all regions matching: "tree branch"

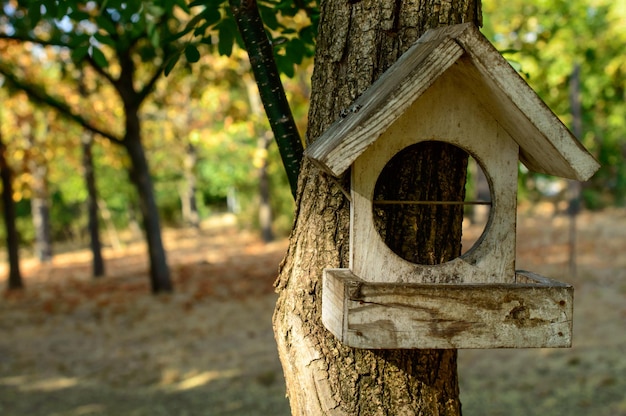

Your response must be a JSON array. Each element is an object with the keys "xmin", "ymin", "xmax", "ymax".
[
  {"xmin": 138, "ymin": 63, "xmax": 166, "ymax": 105},
  {"xmin": 0, "ymin": 32, "xmax": 119, "ymax": 95},
  {"xmin": 85, "ymin": 55, "xmax": 118, "ymax": 86},
  {"xmin": 0, "ymin": 33, "xmax": 69, "ymax": 49},
  {"xmin": 0, "ymin": 66, "xmax": 124, "ymax": 145},
  {"xmin": 230, "ymin": 0, "xmax": 304, "ymax": 199}
]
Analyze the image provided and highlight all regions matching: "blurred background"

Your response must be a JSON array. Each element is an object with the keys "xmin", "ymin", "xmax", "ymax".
[{"xmin": 0, "ymin": 0, "xmax": 624, "ymax": 414}]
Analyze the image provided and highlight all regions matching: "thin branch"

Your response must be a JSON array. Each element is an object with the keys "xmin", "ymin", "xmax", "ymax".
[
  {"xmin": 0, "ymin": 66, "xmax": 124, "ymax": 145},
  {"xmin": 0, "ymin": 33, "xmax": 119, "ymax": 92},
  {"xmin": 230, "ymin": 0, "xmax": 304, "ymax": 199},
  {"xmin": 137, "ymin": 63, "xmax": 166, "ymax": 105},
  {"xmin": 85, "ymin": 55, "xmax": 117, "ymax": 86},
  {"xmin": 0, "ymin": 33, "xmax": 70, "ymax": 49}
]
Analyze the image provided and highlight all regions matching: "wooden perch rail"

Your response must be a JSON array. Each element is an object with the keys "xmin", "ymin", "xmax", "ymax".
[{"xmin": 322, "ymin": 269, "xmax": 573, "ymax": 349}]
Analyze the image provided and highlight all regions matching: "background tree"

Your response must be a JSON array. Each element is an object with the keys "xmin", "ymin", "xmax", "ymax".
[
  {"xmin": 0, "ymin": 106, "xmax": 23, "ymax": 290},
  {"xmin": 482, "ymin": 0, "xmax": 625, "ymax": 208},
  {"xmin": 0, "ymin": 1, "xmax": 199, "ymax": 292},
  {"xmin": 273, "ymin": 0, "xmax": 480, "ymax": 414},
  {"xmin": 82, "ymin": 131, "xmax": 105, "ymax": 277},
  {"xmin": 24, "ymin": 109, "xmax": 54, "ymax": 263}
]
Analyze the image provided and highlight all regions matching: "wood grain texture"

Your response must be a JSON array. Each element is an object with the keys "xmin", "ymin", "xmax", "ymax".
[
  {"xmin": 350, "ymin": 71, "xmax": 519, "ymax": 284},
  {"xmin": 304, "ymin": 23, "xmax": 600, "ymax": 182},
  {"xmin": 322, "ymin": 269, "xmax": 573, "ymax": 349}
]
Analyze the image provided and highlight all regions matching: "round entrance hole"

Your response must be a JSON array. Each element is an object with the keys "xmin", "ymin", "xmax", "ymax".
[{"xmin": 372, "ymin": 141, "xmax": 492, "ymax": 265}]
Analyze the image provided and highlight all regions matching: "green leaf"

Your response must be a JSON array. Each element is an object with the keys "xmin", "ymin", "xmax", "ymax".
[
  {"xmin": 184, "ymin": 44, "xmax": 201, "ymax": 63},
  {"xmin": 216, "ymin": 21, "xmax": 235, "ymax": 56},
  {"xmin": 71, "ymin": 44, "xmax": 90, "ymax": 63},
  {"xmin": 89, "ymin": 46, "xmax": 109, "ymax": 68},
  {"xmin": 28, "ymin": 2, "xmax": 42, "ymax": 26},
  {"xmin": 201, "ymin": 6, "xmax": 222, "ymax": 27},
  {"xmin": 285, "ymin": 38, "xmax": 306, "ymax": 64},
  {"xmin": 97, "ymin": 13, "xmax": 118, "ymax": 36},
  {"xmin": 69, "ymin": 10, "xmax": 91, "ymax": 21},
  {"xmin": 275, "ymin": 54, "xmax": 294, "ymax": 77},
  {"xmin": 299, "ymin": 25, "xmax": 316, "ymax": 46},
  {"xmin": 94, "ymin": 32, "xmax": 116, "ymax": 46},
  {"xmin": 259, "ymin": 5, "xmax": 280, "ymax": 30},
  {"xmin": 147, "ymin": 21, "xmax": 160, "ymax": 48}
]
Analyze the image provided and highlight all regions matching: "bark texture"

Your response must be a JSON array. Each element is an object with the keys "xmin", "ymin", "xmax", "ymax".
[{"xmin": 273, "ymin": 1, "xmax": 481, "ymax": 414}]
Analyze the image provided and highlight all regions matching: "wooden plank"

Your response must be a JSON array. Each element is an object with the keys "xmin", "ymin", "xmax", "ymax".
[
  {"xmin": 453, "ymin": 26, "xmax": 600, "ymax": 181},
  {"xmin": 321, "ymin": 268, "xmax": 351, "ymax": 338},
  {"xmin": 304, "ymin": 32, "xmax": 465, "ymax": 177},
  {"xmin": 304, "ymin": 22, "xmax": 599, "ymax": 181},
  {"xmin": 322, "ymin": 269, "xmax": 573, "ymax": 349}
]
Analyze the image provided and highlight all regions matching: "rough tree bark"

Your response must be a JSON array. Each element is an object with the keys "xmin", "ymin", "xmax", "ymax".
[{"xmin": 273, "ymin": 1, "xmax": 481, "ymax": 414}]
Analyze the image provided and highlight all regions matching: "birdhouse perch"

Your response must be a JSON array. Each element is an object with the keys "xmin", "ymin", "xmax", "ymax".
[{"xmin": 305, "ymin": 23, "xmax": 600, "ymax": 349}]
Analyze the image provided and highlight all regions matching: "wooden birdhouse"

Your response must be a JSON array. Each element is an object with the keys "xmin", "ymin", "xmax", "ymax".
[{"xmin": 304, "ymin": 23, "xmax": 600, "ymax": 349}]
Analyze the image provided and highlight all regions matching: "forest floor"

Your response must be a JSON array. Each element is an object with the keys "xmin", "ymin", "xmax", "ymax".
[{"xmin": 0, "ymin": 208, "xmax": 625, "ymax": 416}]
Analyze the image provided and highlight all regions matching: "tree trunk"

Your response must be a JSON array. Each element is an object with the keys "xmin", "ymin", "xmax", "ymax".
[
  {"xmin": 0, "ymin": 130, "xmax": 23, "ymax": 290},
  {"xmin": 273, "ymin": 1, "xmax": 481, "ymax": 414},
  {"xmin": 124, "ymin": 110, "xmax": 172, "ymax": 293},
  {"xmin": 28, "ymin": 151, "xmax": 52, "ymax": 263},
  {"xmin": 82, "ymin": 132, "xmax": 105, "ymax": 278},
  {"xmin": 257, "ymin": 132, "xmax": 274, "ymax": 243},
  {"xmin": 181, "ymin": 142, "xmax": 200, "ymax": 229},
  {"xmin": 245, "ymin": 74, "xmax": 274, "ymax": 243}
]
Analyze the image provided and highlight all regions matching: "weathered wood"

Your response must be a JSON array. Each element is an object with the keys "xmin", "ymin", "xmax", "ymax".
[
  {"xmin": 304, "ymin": 23, "xmax": 600, "ymax": 182},
  {"xmin": 322, "ymin": 269, "xmax": 573, "ymax": 349},
  {"xmin": 350, "ymin": 71, "xmax": 519, "ymax": 284}
]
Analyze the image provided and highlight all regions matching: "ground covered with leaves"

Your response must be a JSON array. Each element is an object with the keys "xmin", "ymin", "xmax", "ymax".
[{"xmin": 1, "ymin": 209, "xmax": 625, "ymax": 415}]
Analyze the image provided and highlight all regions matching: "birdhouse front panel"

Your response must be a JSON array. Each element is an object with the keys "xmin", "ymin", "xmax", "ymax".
[{"xmin": 351, "ymin": 70, "xmax": 519, "ymax": 285}]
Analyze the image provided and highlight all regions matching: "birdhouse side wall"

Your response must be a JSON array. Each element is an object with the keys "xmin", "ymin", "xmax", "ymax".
[{"xmin": 351, "ymin": 70, "xmax": 518, "ymax": 284}]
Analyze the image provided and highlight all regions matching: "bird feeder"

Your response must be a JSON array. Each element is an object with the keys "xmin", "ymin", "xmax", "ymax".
[{"xmin": 304, "ymin": 23, "xmax": 600, "ymax": 349}]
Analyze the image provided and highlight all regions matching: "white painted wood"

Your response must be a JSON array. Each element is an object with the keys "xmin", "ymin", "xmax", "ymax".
[
  {"xmin": 322, "ymin": 269, "xmax": 573, "ymax": 349},
  {"xmin": 351, "ymin": 73, "xmax": 518, "ymax": 284},
  {"xmin": 304, "ymin": 23, "xmax": 600, "ymax": 181}
]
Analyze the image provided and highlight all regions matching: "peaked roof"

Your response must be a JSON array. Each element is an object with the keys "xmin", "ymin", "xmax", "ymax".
[{"xmin": 305, "ymin": 23, "xmax": 599, "ymax": 181}]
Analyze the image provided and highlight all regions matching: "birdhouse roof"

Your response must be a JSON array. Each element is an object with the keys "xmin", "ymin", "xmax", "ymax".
[{"xmin": 304, "ymin": 23, "xmax": 599, "ymax": 181}]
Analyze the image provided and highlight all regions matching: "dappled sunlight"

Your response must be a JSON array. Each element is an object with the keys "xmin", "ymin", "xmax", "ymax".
[
  {"xmin": 165, "ymin": 369, "xmax": 241, "ymax": 392},
  {"xmin": 0, "ymin": 222, "xmax": 290, "ymax": 414},
  {"xmin": 0, "ymin": 375, "xmax": 79, "ymax": 392}
]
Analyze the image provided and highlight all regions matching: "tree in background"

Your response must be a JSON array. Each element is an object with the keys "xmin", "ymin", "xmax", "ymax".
[
  {"xmin": 81, "ymin": 131, "xmax": 105, "ymax": 277},
  {"xmin": 482, "ymin": 0, "xmax": 626, "ymax": 207},
  {"xmin": 0, "ymin": 1, "xmax": 195, "ymax": 292},
  {"xmin": 24, "ymin": 109, "xmax": 54, "ymax": 263},
  {"xmin": 0, "ymin": 105, "xmax": 23, "ymax": 290}
]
